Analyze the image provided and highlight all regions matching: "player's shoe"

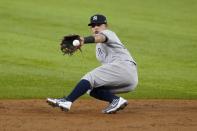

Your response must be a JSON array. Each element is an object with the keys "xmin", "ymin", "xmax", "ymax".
[
  {"xmin": 102, "ymin": 97, "xmax": 128, "ymax": 114},
  {"xmin": 46, "ymin": 98, "xmax": 66, "ymax": 107},
  {"xmin": 59, "ymin": 101, "xmax": 72, "ymax": 112}
]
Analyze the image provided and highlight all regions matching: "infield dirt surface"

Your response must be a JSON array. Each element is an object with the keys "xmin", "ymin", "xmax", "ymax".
[{"xmin": 0, "ymin": 99, "xmax": 196, "ymax": 131}]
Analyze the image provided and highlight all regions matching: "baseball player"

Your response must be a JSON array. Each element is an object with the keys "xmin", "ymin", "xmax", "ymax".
[{"xmin": 47, "ymin": 14, "xmax": 138, "ymax": 114}]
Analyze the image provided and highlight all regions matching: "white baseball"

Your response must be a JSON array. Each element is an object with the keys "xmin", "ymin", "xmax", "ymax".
[{"xmin": 73, "ymin": 40, "xmax": 80, "ymax": 46}]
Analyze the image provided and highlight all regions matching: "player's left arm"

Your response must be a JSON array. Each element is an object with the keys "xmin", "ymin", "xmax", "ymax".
[{"xmin": 94, "ymin": 34, "xmax": 108, "ymax": 43}]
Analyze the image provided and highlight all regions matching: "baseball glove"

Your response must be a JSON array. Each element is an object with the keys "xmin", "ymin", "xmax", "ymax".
[{"xmin": 60, "ymin": 34, "xmax": 82, "ymax": 55}]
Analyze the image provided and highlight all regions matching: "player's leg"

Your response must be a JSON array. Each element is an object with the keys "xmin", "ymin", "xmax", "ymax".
[
  {"xmin": 47, "ymin": 61, "xmax": 137, "ymax": 113},
  {"xmin": 89, "ymin": 88, "xmax": 119, "ymax": 102},
  {"xmin": 47, "ymin": 79, "xmax": 91, "ymax": 111},
  {"xmin": 89, "ymin": 87, "xmax": 128, "ymax": 114}
]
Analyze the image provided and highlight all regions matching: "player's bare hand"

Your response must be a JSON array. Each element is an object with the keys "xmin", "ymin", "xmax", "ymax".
[{"xmin": 80, "ymin": 37, "xmax": 85, "ymax": 46}]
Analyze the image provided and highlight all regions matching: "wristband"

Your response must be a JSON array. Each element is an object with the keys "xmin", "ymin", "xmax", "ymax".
[{"xmin": 84, "ymin": 36, "xmax": 95, "ymax": 44}]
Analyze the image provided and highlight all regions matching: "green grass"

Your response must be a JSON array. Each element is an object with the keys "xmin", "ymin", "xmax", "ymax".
[{"xmin": 0, "ymin": 0, "xmax": 197, "ymax": 99}]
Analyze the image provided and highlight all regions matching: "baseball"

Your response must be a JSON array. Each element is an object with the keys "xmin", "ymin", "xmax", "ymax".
[{"xmin": 73, "ymin": 40, "xmax": 80, "ymax": 46}]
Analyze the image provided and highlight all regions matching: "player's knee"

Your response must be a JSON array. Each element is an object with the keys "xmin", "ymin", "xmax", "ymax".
[
  {"xmin": 124, "ymin": 79, "xmax": 138, "ymax": 92},
  {"xmin": 130, "ymin": 79, "xmax": 138, "ymax": 91}
]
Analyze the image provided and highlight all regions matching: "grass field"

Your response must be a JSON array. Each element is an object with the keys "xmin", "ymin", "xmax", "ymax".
[{"xmin": 0, "ymin": 0, "xmax": 196, "ymax": 99}]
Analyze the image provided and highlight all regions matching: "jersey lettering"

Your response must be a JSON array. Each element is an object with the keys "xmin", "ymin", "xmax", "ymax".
[{"xmin": 97, "ymin": 48, "xmax": 103, "ymax": 56}]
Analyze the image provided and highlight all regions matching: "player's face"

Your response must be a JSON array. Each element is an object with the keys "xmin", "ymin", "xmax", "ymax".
[{"xmin": 90, "ymin": 24, "xmax": 107, "ymax": 34}]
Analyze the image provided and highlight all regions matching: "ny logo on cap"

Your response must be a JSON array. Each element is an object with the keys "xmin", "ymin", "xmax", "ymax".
[{"xmin": 93, "ymin": 16, "xmax": 97, "ymax": 21}]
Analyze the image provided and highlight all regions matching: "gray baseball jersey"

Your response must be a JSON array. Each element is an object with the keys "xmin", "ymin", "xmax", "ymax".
[
  {"xmin": 83, "ymin": 29, "xmax": 138, "ymax": 93},
  {"xmin": 96, "ymin": 29, "xmax": 136, "ymax": 64}
]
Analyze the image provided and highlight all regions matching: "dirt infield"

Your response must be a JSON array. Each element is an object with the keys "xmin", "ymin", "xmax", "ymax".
[{"xmin": 0, "ymin": 99, "xmax": 196, "ymax": 131}]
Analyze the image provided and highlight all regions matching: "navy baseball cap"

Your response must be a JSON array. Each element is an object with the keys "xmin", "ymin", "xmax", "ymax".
[{"xmin": 88, "ymin": 14, "xmax": 107, "ymax": 26}]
